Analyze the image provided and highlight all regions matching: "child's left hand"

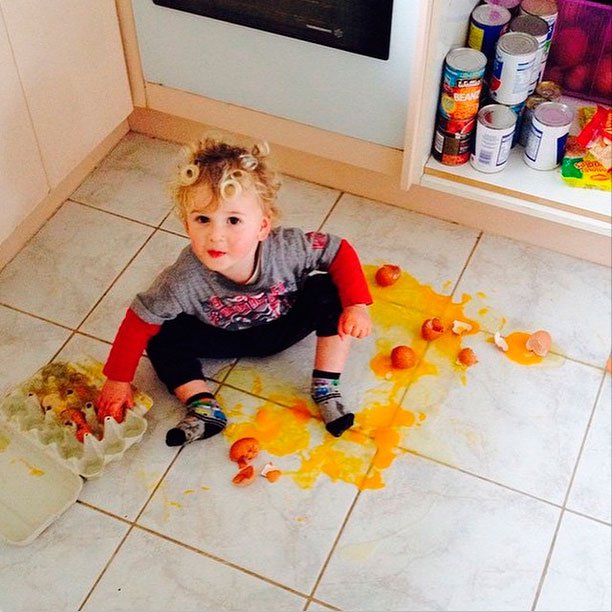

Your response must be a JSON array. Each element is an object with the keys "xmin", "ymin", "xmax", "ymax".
[{"xmin": 338, "ymin": 304, "xmax": 371, "ymax": 339}]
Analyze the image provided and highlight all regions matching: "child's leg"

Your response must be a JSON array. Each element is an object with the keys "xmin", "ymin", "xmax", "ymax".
[{"xmin": 312, "ymin": 334, "xmax": 355, "ymax": 437}]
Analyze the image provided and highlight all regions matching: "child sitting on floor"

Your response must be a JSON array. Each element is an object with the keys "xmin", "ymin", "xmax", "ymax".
[{"xmin": 96, "ymin": 136, "xmax": 372, "ymax": 446}]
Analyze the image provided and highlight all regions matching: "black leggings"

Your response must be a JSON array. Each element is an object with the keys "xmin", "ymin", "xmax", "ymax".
[{"xmin": 147, "ymin": 274, "xmax": 342, "ymax": 393}]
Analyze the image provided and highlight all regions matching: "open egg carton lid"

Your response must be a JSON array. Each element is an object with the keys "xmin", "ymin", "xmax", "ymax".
[{"xmin": 0, "ymin": 356, "xmax": 153, "ymax": 545}]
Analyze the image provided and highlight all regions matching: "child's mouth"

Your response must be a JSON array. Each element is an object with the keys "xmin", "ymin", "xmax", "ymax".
[{"xmin": 207, "ymin": 250, "xmax": 225, "ymax": 258}]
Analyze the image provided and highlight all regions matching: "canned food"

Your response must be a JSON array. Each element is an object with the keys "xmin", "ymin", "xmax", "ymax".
[
  {"xmin": 518, "ymin": 94, "xmax": 547, "ymax": 146},
  {"xmin": 508, "ymin": 14, "xmax": 549, "ymax": 93},
  {"xmin": 519, "ymin": 0, "xmax": 558, "ymax": 82},
  {"xmin": 438, "ymin": 48, "xmax": 487, "ymax": 120},
  {"xmin": 484, "ymin": 0, "xmax": 522, "ymax": 11},
  {"xmin": 489, "ymin": 32, "xmax": 539, "ymax": 105},
  {"xmin": 436, "ymin": 114, "xmax": 477, "ymax": 135},
  {"xmin": 432, "ymin": 122, "xmax": 472, "ymax": 165},
  {"xmin": 468, "ymin": 5, "xmax": 512, "ymax": 68},
  {"xmin": 471, "ymin": 104, "xmax": 518, "ymax": 172},
  {"xmin": 535, "ymin": 80, "xmax": 562, "ymax": 101},
  {"xmin": 523, "ymin": 101, "xmax": 573, "ymax": 170}
]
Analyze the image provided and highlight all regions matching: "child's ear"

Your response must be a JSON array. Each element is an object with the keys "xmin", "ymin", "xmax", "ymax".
[{"xmin": 258, "ymin": 215, "xmax": 272, "ymax": 241}]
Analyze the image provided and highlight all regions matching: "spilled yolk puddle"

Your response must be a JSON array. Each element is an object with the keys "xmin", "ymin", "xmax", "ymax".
[{"xmin": 222, "ymin": 265, "xmax": 551, "ymax": 492}]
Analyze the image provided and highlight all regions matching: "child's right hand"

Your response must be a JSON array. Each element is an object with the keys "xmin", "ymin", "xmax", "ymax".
[{"xmin": 97, "ymin": 379, "xmax": 134, "ymax": 423}]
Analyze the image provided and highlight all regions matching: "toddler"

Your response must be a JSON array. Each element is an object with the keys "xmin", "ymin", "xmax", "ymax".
[{"xmin": 97, "ymin": 136, "xmax": 372, "ymax": 446}]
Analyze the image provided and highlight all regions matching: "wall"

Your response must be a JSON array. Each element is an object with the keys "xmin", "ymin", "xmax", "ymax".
[{"xmin": 131, "ymin": 0, "xmax": 422, "ymax": 148}]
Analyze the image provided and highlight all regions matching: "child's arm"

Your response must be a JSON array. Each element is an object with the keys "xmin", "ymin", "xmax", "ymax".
[
  {"xmin": 97, "ymin": 308, "xmax": 161, "ymax": 419},
  {"xmin": 328, "ymin": 239, "xmax": 373, "ymax": 339}
]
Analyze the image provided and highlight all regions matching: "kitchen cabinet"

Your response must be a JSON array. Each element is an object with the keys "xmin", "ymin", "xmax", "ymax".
[
  {"xmin": 0, "ymin": 0, "xmax": 132, "ymax": 189},
  {"xmin": 0, "ymin": 7, "xmax": 48, "ymax": 245},
  {"xmin": 401, "ymin": 0, "xmax": 610, "ymax": 239}
]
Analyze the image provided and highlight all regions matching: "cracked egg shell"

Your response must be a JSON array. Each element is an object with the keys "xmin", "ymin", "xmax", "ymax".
[
  {"xmin": 229, "ymin": 437, "xmax": 260, "ymax": 464},
  {"xmin": 525, "ymin": 330, "xmax": 552, "ymax": 357},
  {"xmin": 391, "ymin": 345, "xmax": 417, "ymax": 369},
  {"xmin": 421, "ymin": 318, "xmax": 445, "ymax": 341},
  {"xmin": 375, "ymin": 264, "xmax": 401, "ymax": 287},
  {"xmin": 232, "ymin": 464, "xmax": 256, "ymax": 487},
  {"xmin": 457, "ymin": 347, "xmax": 479, "ymax": 367}
]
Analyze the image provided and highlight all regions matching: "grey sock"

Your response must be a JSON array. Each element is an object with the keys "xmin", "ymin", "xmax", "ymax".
[
  {"xmin": 311, "ymin": 373, "xmax": 354, "ymax": 437},
  {"xmin": 165, "ymin": 397, "xmax": 227, "ymax": 447}
]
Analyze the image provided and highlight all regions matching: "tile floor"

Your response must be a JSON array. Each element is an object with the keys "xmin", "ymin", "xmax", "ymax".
[{"xmin": 0, "ymin": 132, "xmax": 610, "ymax": 612}]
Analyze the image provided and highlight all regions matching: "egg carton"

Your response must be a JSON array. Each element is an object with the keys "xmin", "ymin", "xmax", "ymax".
[{"xmin": 0, "ymin": 357, "xmax": 153, "ymax": 545}]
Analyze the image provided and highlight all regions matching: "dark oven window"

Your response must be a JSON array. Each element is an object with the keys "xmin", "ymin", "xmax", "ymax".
[{"xmin": 152, "ymin": 0, "xmax": 394, "ymax": 60}]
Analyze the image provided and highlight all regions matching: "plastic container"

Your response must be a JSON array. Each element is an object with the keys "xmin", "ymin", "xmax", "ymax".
[
  {"xmin": 543, "ymin": 0, "xmax": 612, "ymax": 105},
  {"xmin": 0, "ymin": 357, "xmax": 152, "ymax": 545}
]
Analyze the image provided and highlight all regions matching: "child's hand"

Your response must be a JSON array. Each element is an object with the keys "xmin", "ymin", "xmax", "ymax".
[
  {"xmin": 97, "ymin": 379, "xmax": 134, "ymax": 423},
  {"xmin": 338, "ymin": 304, "xmax": 371, "ymax": 339}
]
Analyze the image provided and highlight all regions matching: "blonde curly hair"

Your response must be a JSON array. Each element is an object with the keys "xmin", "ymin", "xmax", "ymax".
[{"xmin": 171, "ymin": 135, "xmax": 281, "ymax": 226}]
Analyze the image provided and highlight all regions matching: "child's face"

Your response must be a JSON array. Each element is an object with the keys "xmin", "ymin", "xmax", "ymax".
[{"xmin": 185, "ymin": 185, "xmax": 271, "ymax": 283}]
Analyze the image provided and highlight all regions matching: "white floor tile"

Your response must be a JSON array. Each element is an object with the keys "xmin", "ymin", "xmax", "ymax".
[
  {"xmin": 400, "ymin": 331, "xmax": 601, "ymax": 503},
  {"xmin": 315, "ymin": 452, "xmax": 559, "ymax": 611},
  {"xmin": 567, "ymin": 374, "xmax": 612, "ymax": 523},
  {"xmin": 137, "ymin": 388, "xmax": 372, "ymax": 593},
  {"xmin": 0, "ymin": 305, "xmax": 71, "ymax": 397},
  {"xmin": 455, "ymin": 233, "xmax": 612, "ymax": 366},
  {"xmin": 0, "ymin": 503, "xmax": 128, "ymax": 612},
  {"xmin": 0, "ymin": 201, "xmax": 152, "ymax": 328},
  {"xmin": 536, "ymin": 512, "xmax": 611, "ymax": 612},
  {"xmin": 82, "ymin": 527, "xmax": 307, "ymax": 611},
  {"xmin": 322, "ymin": 193, "xmax": 480, "ymax": 294},
  {"xmin": 72, "ymin": 133, "xmax": 180, "ymax": 226}
]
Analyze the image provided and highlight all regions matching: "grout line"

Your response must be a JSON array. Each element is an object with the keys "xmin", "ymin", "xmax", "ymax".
[
  {"xmin": 69, "ymin": 198, "xmax": 161, "ymax": 229},
  {"xmin": 449, "ymin": 231, "xmax": 483, "ymax": 298},
  {"xmin": 316, "ymin": 191, "xmax": 345, "ymax": 232},
  {"xmin": 530, "ymin": 372, "xmax": 608, "ymax": 611}
]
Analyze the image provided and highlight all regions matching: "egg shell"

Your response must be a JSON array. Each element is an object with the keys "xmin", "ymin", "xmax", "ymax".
[{"xmin": 525, "ymin": 330, "xmax": 552, "ymax": 357}]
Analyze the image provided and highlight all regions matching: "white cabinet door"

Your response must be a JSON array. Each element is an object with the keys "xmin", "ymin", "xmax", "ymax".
[
  {"xmin": 0, "ymin": 9, "xmax": 48, "ymax": 245},
  {"xmin": 1, "ymin": 0, "xmax": 133, "ymax": 188}
]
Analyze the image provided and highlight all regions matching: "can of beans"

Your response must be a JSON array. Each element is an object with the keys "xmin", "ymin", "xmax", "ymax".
[
  {"xmin": 523, "ymin": 101, "xmax": 573, "ymax": 170},
  {"xmin": 519, "ymin": 0, "xmax": 558, "ymax": 82},
  {"xmin": 518, "ymin": 93, "xmax": 547, "ymax": 146},
  {"xmin": 508, "ymin": 14, "xmax": 549, "ymax": 93},
  {"xmin": 471, "ymin": 104, "xmax": 518, "ymax": 172},
  {"xmin": 489, "ymin": 32, "xmax": 539, "ymax": 105},
  {"xmin": 468, "ymin": 4, "xmax": 512, "ymax": 69},
  {"xmin": 438, "ymin": 47, "xmax": 487, "ymax": 120},
  {"xmin": 432, "ymin": 119, "xmax": 473, "ymax": 165}
]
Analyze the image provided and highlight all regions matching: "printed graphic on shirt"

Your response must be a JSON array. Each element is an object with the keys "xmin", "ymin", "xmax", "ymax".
[
  {"xmin": 305, "ymin": 231, "xmax": 329, "ymax": 250},
  {"xmin": 204, "ymin": 282, "xmax": 296, "ymax": 330}
]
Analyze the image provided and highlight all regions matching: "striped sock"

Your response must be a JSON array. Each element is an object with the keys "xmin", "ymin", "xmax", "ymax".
[
  {"xmin": 311, "ymin": 370, "xmax": 354, "ymax": 437},
  {"xmin": 165, "ymin": 392, "xmax": 227, "ymax": 447}
]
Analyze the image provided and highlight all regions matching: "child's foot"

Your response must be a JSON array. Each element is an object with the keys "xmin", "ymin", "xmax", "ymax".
[
  {"xmin": 311, "ymin": 370, "xmax": 355, "ymax": 438},
  {"xmin": 166, "ymin": 395, "xmax": 227, "ymax": 447}
]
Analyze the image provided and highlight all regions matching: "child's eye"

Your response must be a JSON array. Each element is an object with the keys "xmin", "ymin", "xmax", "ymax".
[
  {"xmin": 228, "ymin": 217, "xmax": 241, "ymax": 225},
  {"xmin": 194, "ymin": 215, "xmax": 209, "ymax": 224}
]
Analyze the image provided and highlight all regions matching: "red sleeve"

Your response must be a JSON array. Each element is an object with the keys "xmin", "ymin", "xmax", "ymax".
[
  {"xmin": 102, "ymin": 308, "xmax": 161, "ymax": 382},
  {"xmin": 328, "ymin": 239, "xmax": 373, "ymax": 308}
]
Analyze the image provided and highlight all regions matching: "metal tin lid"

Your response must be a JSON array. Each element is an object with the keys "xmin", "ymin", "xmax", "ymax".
[
  {"xmin": 446, "ymin": 47, "xmax": 487, "ymax": 72},
  {"xmin": 472, "ymin": 4, "xmax": 511, "ymax": 26},
  {"xmin": 525, "ymin": 94, "xmax": 547, "ymax": 110},
  {"xmin": 497, "ymin": 31, "xmax": 539, "ymax": 56},
  {"xmin": 509, "ymin": 14, "xmax": 549, "ymax": 37},
  {"xmin": 520, "ymin": 0, "xmax": 558, "ymax": 18},
  {"xmin": 478, "ymin": 103, "xmax": 518, "ymax": 129},
  {"xmin": 484, "ymin": 0, "xmax": 521, "ymax": 8},
  {"xmin": 533, "ymin": 101, "xmax": 574, "ymax": 127}
]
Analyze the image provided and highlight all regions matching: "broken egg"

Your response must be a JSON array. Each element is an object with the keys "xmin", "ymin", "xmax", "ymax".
[
  {"xmin": 525, "ymin": 330, "xmax": 552, "ymax": 357},
  {"xmin": 229, "ymin": 437, "xmax": 260, "ymax": 466},
  {"xmin": 494, "ymin": 332, "xmax": 509, "ymax": 352},
  {"xmin": 375, "ymin": 264, "xmax": 401, "ymax": 287},
  {"xmin": 231, "ymin": 464, "xmax": 256, "ymax": 487},
  {"xmin": 261, "ymin": 462, "xmax": 282, "ymax": 483},
  {"xmin": 457, "ymin": 347, "xmax": 479, "ymax": 367},
  {"xmin": 390, "ymin": 345, "xmax": 417, "ymax": 369},
  {"xmin": 421, "ymin": 318, "xmax": 445, "ymax": 341},
  {"xmin": 452, "ymin": 320, "xmax": 473, "ymax": 335}
]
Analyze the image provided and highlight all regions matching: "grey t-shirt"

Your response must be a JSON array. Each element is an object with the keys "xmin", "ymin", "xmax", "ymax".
[{"xmin": 130, "ymin": 227, "xmax": 341, "ymax": 331}]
